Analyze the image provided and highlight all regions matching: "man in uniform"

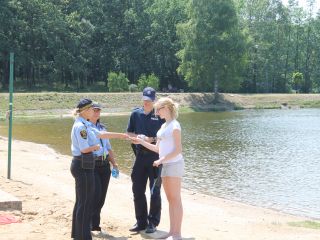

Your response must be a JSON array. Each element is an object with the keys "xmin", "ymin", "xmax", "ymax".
[{"xmin": 126, "ymin": 87, "xmax": 164, "ymax": 233}]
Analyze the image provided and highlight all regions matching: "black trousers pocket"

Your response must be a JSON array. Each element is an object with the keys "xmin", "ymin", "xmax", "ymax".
[{"xmin": 81, "ymin": 152, "xmax": 95, "ymax": 169}]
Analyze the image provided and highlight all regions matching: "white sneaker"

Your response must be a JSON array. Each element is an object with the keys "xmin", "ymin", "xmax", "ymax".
[{"xmin": 91, "ymin": 230, "xmax": 108, "ymax": 238}]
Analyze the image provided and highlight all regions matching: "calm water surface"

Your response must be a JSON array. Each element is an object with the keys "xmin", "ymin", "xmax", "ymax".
[{"xmin": 0, "ymin": 109, "xmax": 319, "ymax": 219}]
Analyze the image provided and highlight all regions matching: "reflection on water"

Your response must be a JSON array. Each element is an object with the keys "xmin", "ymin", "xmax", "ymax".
[{"xmin": 0, "ymin": 109, "xmax": 319, "ymax": 219}]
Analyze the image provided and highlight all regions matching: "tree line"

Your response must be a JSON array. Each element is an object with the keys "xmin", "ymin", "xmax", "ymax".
[{"xmin": 1, "ymin": 0, "xmax": 320, "ymax": 93}]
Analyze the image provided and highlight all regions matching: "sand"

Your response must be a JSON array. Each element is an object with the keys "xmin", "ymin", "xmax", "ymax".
[{"xmin": 0, "ymin": 137, "xmax": 319, "ymax": 240}]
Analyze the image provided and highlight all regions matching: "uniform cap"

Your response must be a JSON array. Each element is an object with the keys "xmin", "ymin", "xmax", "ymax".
[
  {"xmin": 92, "ymin": 102, "xmax": 102, "ymax": 109},
  {"xmin": 142, "ymin": 87, "xmax": 156, "ymax": 101},
  {"xmin": 77, "ymin": 98, "xmax": 93, "ymax": 111}
]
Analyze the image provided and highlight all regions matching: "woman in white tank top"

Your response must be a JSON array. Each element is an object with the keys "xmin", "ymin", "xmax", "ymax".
[{"xmin": 131, "ymin": 97, "xmax": 184, "ymax": 240}]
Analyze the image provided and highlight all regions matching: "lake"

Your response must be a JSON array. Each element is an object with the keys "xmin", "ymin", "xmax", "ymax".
[{"xmin": 0, "ymin": 109, "xmax": 319, "ymax": 219}]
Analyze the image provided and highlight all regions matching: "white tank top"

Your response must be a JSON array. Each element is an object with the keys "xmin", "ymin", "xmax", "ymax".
[{"xmin": 157, "ymin": 119, "xmax": 183, "ymax": 164}]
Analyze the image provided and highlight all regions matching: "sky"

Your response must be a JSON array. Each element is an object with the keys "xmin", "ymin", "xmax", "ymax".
[{"xmin": 282, "ymin": 0, "xmax": 320, "ymax": 12}]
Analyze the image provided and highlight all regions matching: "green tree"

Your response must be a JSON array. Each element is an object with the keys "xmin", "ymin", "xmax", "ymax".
[
  {"xmin": 147, "ymin": 0, "xmax": 188, "ymax": 89},
  {"xmin": 177, "ymin": 0, "xmax": 246, "ymax": 96}
]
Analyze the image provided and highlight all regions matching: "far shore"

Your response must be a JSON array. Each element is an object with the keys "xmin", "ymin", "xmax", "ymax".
[
  {"xmin": 1, "ymin": 92, "xmax": 320, "ymax": 119},
  {"xmin": 0, "ymin": 137, "xmax": 320, "ymax": 239}
]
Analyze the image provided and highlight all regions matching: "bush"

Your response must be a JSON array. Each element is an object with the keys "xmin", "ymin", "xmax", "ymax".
[
  {"xmin": 137, "ymin": 73, "xmax": 159, "ymax": 90},
  {"xmin": 129, "ymin": 84, "xmax": 139, "ymax": 92},
  {"xmin": 107, "ymin": 71, "xmax": 129, "ymax": 92},
  {"xmin": 292, "ymin": 72, "xmax": 303, "ymax": 93}
]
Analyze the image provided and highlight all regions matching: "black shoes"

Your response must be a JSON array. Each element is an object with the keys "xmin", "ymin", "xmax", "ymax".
[
  {"xmin": 129, "ymin": 222, "xmax": 157, "ymax": 233},
  {"xmin": 129, "ymin": 223, "xmax": 146, "ymax": 232},
  {"xmin": 145, "ymin": 222, "xmax": 157, "ymax": 233}
]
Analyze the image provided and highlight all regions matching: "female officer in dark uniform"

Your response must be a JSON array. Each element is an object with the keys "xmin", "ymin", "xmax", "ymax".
[
  {"xmin": 88, "ymin": 103, "xmax": 119, "ymax": 236},
  {"xmin": 70, "ymin": 98, "xmax": 100, "ymax": 240}
]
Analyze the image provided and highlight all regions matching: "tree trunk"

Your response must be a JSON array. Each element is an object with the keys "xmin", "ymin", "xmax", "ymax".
[
  {"xmin": 284, "ymin": 26, "xmax": 291, "ymax": 87},
  {"xmin": 213, "ymin": 73, "xmax": 219, "ymax": 103},
  {"xmin": 304, "ymin": 25, "xmax": 312, "ymax": 93}
]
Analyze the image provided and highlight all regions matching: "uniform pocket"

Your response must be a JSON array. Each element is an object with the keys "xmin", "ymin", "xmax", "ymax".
[{"xmin": 81, "ymin": 152, "xmax": 95, "ymax": 169}]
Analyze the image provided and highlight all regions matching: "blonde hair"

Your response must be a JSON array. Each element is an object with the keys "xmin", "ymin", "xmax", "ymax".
[
  {"xmin": 71, "ymin": 106, "xmax": 90, "ymax": 118},
  {"xmin": 154, "ymin": 97, "xmax": 179, "ymax": 119},
  {"xmin": 72, "ymin": 108, "xmax": 81, "ymax": 117}
]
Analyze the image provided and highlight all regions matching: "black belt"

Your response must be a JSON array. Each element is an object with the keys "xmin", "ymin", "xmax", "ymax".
[
  {"xmin": 94, "ymin": 156, "xmax": 105, "ymax": 161},
  {"xmin": 138, "ymin": 149, "xmax": 152, "ymax": 155},
  {"xmin": 137, "ymin": 146, "xmax": 154, "ymax": 155},
  {"xmin": 73, "ymin": 156, "xmax": 82, "ymax": 161},
  {"xmin": 72, "ymin": 155, "xmax": 109, "ymax": 161}
]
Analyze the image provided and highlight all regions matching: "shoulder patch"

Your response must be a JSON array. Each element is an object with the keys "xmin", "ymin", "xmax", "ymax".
[{"xmin": 80, "ymin": 129, "xmax": 87, "ymax": 139}]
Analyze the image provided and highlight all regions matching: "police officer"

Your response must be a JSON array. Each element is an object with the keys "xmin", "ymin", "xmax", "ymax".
[
  {"xmin": 88, "ymin": 103, "xmax": 119, "ymax": 236},
  {"xmin": 70, "ymin": 98, "xmax": 100, "ymax": 240},
  {"xmin": 126, "ymin": 87, "xmax": 165, "ymax": 233},
  {"xmin": 71, "ymin": 99, "xmax": 127, "ymax": 240}
]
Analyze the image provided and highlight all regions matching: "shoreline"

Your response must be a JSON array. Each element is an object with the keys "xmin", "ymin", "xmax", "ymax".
[
  {"xmin": 1, "ymin": 93, "xmax": 320, "ymax": 120},
  {"xmin": 0, "ymin": 137, "xmax": 319, "ymax": 239}
]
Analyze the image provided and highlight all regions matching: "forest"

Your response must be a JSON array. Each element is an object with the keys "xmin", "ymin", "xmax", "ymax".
[{"xmin": 0, "ymin": 0, "xmax": 320, "ymax": 93}]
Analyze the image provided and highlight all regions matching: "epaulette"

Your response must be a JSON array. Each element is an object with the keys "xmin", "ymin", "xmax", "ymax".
[{"xmin": 132, "ymin": 107, "xmax": 141, "ymax": 111}]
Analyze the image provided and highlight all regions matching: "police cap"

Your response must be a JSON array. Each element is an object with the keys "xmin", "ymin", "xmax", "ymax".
[
  {"xmin": 77, "ymin": 98, "xmax": 93, "ymax": 111},
  {"xmin": 142, "ymin": 87, "xmax": 156, "ymax": 101},
  {"xmin": 92, "ymin": 102, "xmax": 102, "ymax": 109}
]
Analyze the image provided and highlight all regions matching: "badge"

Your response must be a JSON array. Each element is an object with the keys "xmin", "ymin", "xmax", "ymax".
[{"xmin": 80, "ymin": 129, "xmax": 87, "ymax": 139}]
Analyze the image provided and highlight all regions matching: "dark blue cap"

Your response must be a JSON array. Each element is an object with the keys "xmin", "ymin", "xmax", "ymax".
[
  {"xmin": 142, "ymin": 87, "xmax": 156, "ymax": 101},
  {"xmin": 77, "ymin": 98, "xmax": 93, "ymax": 110},
  {"xmin": 92, "ymin": 102, "xmax": 102, "ymax": 109}
]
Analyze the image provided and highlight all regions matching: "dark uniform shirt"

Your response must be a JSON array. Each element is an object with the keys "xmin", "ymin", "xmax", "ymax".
[{"xmin": 127, "ymin": 107, "xmax": 164, "ymax": 158}]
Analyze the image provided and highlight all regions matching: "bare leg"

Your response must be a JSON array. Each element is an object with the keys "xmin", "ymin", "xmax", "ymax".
[{"xmin": 162, "ymin": 176, "xmax": 183, "ymax": 239}]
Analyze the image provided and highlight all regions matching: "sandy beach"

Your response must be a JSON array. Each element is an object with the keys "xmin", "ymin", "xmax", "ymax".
[{"xmin": 0, "ymin": 137, "xmax": 319, "ymax": 240}]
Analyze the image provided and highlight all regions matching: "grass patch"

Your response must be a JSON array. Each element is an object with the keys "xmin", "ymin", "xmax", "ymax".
[
  {"xmin": 288, "ymin": 221, "xmax": 320, "ymax": 230},
  {"xmin": 1, "ymin": 92, "xmax": 320, "ymax": 118},
  {"xmin": 301, "ymin": 101, "xmax": 320, "ymax": 108}
]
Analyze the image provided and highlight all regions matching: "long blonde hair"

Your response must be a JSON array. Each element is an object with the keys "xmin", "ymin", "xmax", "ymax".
[{"xmin": 154, "ymin": 97, "xmax": 179, "ymax": 119}]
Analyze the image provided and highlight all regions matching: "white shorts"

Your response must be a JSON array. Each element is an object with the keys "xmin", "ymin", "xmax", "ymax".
[{"xmin": 161, "ymin": 161, "xmax": 184, "ymax": 178}]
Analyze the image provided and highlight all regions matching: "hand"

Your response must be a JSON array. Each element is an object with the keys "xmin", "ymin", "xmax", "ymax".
[
  {"xmin": 137, "ymin": 134, "xmax": 146, "ymax": 140},
  {"xmin": 93, "ymin": 144, "xmax": 100, "ymax": 151},
  {"xmin": 130, "ymin": 136, "xmax": 143, "ymax": 145},
  {"xmin": 112, "ymin": 167, "xmax": 119, "ymax": 178},
  {"xmin": 153, "ymin": 159, "xmax": 162, "ymax": 167}
]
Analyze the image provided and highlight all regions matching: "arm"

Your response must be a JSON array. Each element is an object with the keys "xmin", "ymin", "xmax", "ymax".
[
  {"xmin": 131, "ymin": 136, "xmax": 160, "ymax": 153},
  {"xmin": 107, "ymin": 149, "xmax": 118, "ymax": 168},
  {"xmin": 75, "ymin": 125, "xmax": 100, "ymax": 154},
  {"xmin": 99, "ymin": 131, "xmax": 128, "ymax": 139},
  {"xmin": 141, "ymin": 139, "xmax": 160, "ymax": 153},
  {"xmin": 127, "ymin": 132, "xmax": 157, "ymax": 143},
  {"xmin": 81, "ymin": 144, "xmax": 100, "ymax": 153},
  {"xmin": 126, "ymin": 132, "xmax": 137, "ymax": 138}
]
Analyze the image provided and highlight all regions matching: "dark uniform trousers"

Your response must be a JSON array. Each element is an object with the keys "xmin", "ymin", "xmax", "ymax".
[
  {"xmin": 91, "ymin": 160, "xmax": 111, "ymax": 231},
  {"xmin": 71, "ymin": 159, "xmax": 95, "ymax": 240},
  {"xmin": 131, "ymin": 151, "xmax": 161, "ymax": 228}
]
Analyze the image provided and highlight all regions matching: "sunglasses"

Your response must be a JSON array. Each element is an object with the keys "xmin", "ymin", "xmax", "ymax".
[{"xmin": 157, "ymin": 106, "xmax": 165, "ymax": 111}]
